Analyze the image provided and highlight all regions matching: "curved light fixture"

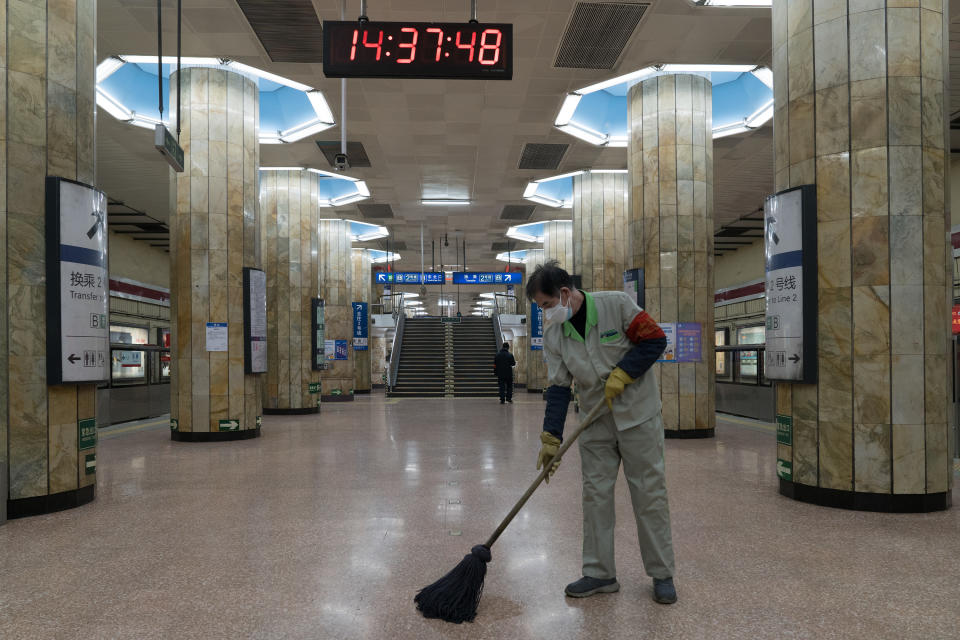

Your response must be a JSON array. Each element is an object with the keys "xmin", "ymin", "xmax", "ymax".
[
  {"xmin": 96, "ymin": 56, "xmax": 335, "ymax": 144},
  {"xmin": 260, "ymin": 167, "xmax": 371, "ymax": 207},
  {"xmin": 553, "ymin": 64, "xmax": 773, "ymax": 147},
  {"xmin": 521, "ymin": 170, "xmax": 627, "ymax": 210}
]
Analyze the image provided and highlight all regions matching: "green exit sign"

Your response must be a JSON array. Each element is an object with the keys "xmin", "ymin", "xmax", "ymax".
[
  {"xmin": 78, "ymin": 418, "xmax": 96, "ymax": 450},
  {"xmin": 309, "ymin": 382, "xmax": 321, "ymax": 394},
  {"xmin": 219, "ymin": 419, "xmax": 240, "ymax": 432},
  {"xmin": 154, "ymin": 124, "xmax": 184, "ymax": 172}
]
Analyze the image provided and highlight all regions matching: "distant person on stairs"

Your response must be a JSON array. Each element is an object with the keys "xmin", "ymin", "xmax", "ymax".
[{"xmin": 494, "ymin": 342, "xmax": 516, "ymax": 404}]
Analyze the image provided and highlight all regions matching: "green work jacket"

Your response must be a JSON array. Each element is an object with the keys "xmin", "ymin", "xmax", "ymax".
[{"xmin": 544, "ymin": 291, "xmax": 662, "ymax": 431}]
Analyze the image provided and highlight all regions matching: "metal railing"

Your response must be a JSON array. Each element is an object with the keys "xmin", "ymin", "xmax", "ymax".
[
  {"xmin": 490, "ymin": 304, "xmax": 504, "ymax": 352},
  {"xmin": 387, "ymin": 297, "xmax": 406, "ymax": 388}
]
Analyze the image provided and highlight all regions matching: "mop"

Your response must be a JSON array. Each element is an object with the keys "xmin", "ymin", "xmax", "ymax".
[{"xmin": 414, "ymin": 400, "xmax": 609, "ymax": 623}]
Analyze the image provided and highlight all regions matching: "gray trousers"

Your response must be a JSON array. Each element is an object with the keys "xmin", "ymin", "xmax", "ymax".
[{"xmin": 578, "ymin": 413, "xmax": 675, "ymax": 580}]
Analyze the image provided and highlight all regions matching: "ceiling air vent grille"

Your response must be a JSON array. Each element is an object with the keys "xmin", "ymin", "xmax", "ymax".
[
  {"xmin": 491, "ymin": 241, "xmax": 513, "ymax": 251},
  {"xmin": 518, "ymin": 143, "xmax": 568, "ymax": 170},
  {"xmin": 554, "ymin": 2, "xmax": 650, "ymax": 70},
  {"xmin": 316, "ymin": 141, "xmax": 372, "ymax": 167},
  {"xmin": 499, "ymin": 205, "xmax": 536, "ymax": 221},
  {"xmin": 357, "ymin": 203, "xmax": 394, "ymax": 219},
  {"xmin": 236, "ymin": 0, "xmax": 325, "ymax": 63},
  {"xmin": 378, "ymin": 240, "xmax": 407, "ymax": 251}
]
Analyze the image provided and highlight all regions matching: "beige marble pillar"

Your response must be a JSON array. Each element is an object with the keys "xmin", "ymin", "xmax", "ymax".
[
  {"xmin": 3, "ymin": 0, "xmax": 98, "ymax": 520},
  {"xmin": 169, "ymin": 68, "xmax": 262, "ymax": 440},
  {"xmin": 318, "ymin": 219, "xmax": 355, "ymax": 400},
  {"xmin": 543, "ymin": 221, "xmax": 574, "ymax": 272},
  {"xmin": 572, "ymin": 172, "xmax": 628, "ymax": 291},
  {"xmin": 259, "ymin": 169, "xmax": 322, "ymax": 413},
  {"xmin": 351, "ymin": 249, "xmax": 373, "ymax": 393},
  {"xmin": 371, "ymin": 335, "xmax": 388, "ymax": 388},
  {"xmin": 627, "ymin": 73, "xmax": 715, "ymax": 438},
  {"xmin": 525, "ymin": 248, "xmax": 547, "ymax": 392},
  {"xmin": 771, "ymin": 0, "xmax": 952, "ymax": 510}
]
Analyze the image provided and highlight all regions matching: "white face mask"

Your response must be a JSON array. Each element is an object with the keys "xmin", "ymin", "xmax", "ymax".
[{"xmin": 543, "ymin": 291, "xmax": 572, "ymax": 326}]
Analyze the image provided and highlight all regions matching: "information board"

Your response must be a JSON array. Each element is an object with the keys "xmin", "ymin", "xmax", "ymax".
[
  {"xmin": 352, "ymin": 302, "xmax": 369, "ymax": 350},
  {"xmin": 453, "ymin": 272, "xmax": 522, "ymax": 285},
  {"xmin": 530, "ymin": 302, "xmax": 543, "ymax": 350},
  {"xmin": 335, "ymin": 340, "xmax": 348, "ymax": 360},
  {"xmin": 45, "ymin": 177, "xmax": 110, "ymax": 384},
  {"xmin": 764, "ymin": 185, "xmax": 817, "ymax": 383},
  {"xmin": 658, "ymin": 323, "xmax": 677, "ymax": 362},
  {"xmin": 243, "ymin": 267, "xmax": 268, "ymax": 373},
  {"xmin": 675, "ymin": 323, "xmax": 702, "ymax": 363},
  {"xmin": 623, "ymin": 268, "xmax": 645, "ymax": 308},
  {"xmin": 312, "ymin": 299, "xmax": 326, "ymax": 370},
  {"xmin": 206, "ymin": 323, "xmax": 228, "ymax": 351},
  {"xmin": 374, "ymin": 271, "xmax": 444, "ymax": 284}
]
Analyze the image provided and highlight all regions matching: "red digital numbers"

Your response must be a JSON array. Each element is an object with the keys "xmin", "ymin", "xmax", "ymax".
[
  {"xmin": 479, "ymin": 29, "xmax": 502, "ymax": 65},
  {"xmin": 397, "ymin": 27, "xmax": 418, "ymax": 63},
  {"xmin": 346, "ymin": 26, "xmax": 503, "ymax": 66},
  {"xmin": 455, "ymin": 30, "xmax": 476, "ymax": 62}
]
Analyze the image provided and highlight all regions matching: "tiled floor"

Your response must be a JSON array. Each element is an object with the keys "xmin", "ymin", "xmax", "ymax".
[{"xmin": 1, "ymin": 395, "xmax": 958, "ymax": 639}]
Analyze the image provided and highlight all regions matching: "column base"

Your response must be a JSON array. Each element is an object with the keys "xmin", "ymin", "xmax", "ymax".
[
  {"xmin": 263, "ymin": 407, "xmax": 319, "ymax": 415},
  {"xmin": 172, "ymin": 427, "xmax": 262, "ymax": 442},
  {"xmin": 664, "ymin": 428, "xmax": 715, "ymax": 439},
  {"xmin": 7, "ymin": 484, "xmax": 95, "ymax": 519},
  {"xmin": 372, "ymin": 384, "xmax": 386, "ymax": 389},
  {"xmin": 779, "ymin": 478, "xmax": 952, "ymax": 513},
  {"xmin": 353, "ymin": 389, "xmax": 372, "ymax": 395},
  {"xmin": 321, "ymin": 394, "xmax": 354, "ymax": 402},
  {"xmin": 527, "ymin": 388, "xmax": 543, "ymax": 394}
]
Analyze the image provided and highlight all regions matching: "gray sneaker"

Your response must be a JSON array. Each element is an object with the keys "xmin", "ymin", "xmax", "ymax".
[
  {"xmin": 653, "ymin": 577, "xmax": 677, "ymax": 604},
  {"xmin": 564, "ymin": 576, "xmax": 620, "ymax": 598}
]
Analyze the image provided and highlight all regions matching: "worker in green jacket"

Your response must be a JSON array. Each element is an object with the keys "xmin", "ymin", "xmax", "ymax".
[{"xmin": 527, "ymin": 260, "xmax": 677, "ymax": 604}]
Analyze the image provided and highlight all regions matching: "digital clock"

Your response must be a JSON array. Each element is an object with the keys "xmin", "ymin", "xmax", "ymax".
[{"xmin": 323, "ymin": 21, "xmax": 512, "ymax": 80}]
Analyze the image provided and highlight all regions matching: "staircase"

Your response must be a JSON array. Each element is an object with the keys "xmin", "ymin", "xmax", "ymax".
[
  {"xmin": 451, "ymin": 317, "xmax": 499, "ymax": 397},
  {"xmin": 388, "ymin": 317, "xmax": 445, "ymax": 397}
]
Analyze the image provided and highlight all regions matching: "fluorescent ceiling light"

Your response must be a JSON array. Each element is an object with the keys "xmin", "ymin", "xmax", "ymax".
[
  {"xmin": 120, "ymin": 55, "xmax": 221, "ymax": 66},
  {"xmin": 96, "ymin": 56, "xmax": 126, "ymax": 82},
  {"xmin": 96, "ymin": 88, "xmax": 133, "ymax": 121},
  {"xmin": 307, "ymin": 168, "xmax": 359, "ymax": 181},
  {"xmin": 355, "ymin": 181, "xmax": 370, "ymax": 197},
  {"xmin": 745, "ymin": 100, "xmax": 774, "ymax": 128},
  {"xmin": 227, "ymin": 61, "xmax": 312, "ymax": 91},
  {"xmin": 332, "ymin": 193, "xmax": 369, "ymax": 207},
  {"xmin": 397, "ymin": 292, "xmax": 419, "ymax": 298},
  {"xmin": 751, "ymin": 67, "xmax": 773, "ymax": 88},
  {"xmin": 496, "ymin": 252, "xmax": 527, "ymax": 264},
  {"xmin": 280, "ymin": 119, "xmax": 335, "ymax": 143},
  {"xmin": 702, "ymin": 0, "xmax": 771, "ymax": 6},
  {"xmin": 506, "ymin": 227, "xmax": 540, "ymax": 243},
  {"xmin": 712, "ymin": 123, "xmax": 751, "ymax": 139},
  {"xmin": 590, "ymin": 169, "xmax": 628, "ymax": 174},
  {"xmin": 260, "ymin": 134, "xmax": 283, "ymax": 145},
  {"xmin": 535, "ymin": 170, "xmax": 585, "ymax": 183},
  {"xmin": 605, "ymin": 137, "xmax": 628, "ymax": 148},
  {"xmin": 261, "ymin": 166, "xmax": 306, "ymax": 171},
  {"xmin": 556, "ymin": 123, "xmax": 608, "ymax": 146},
  {"xmin": 577, "ymin": 67, "xmax": 657, "ymax": 95},
  {"xmin": 661, "ymin": 64, "xmax": 756, "ymax": 73},
  {"xmin": 421, "ymin": 199, "xmax": 471, "ymax": 205},
  {"xmin": 525, "ymin": 194, "xmax": 565, "ymax": 208},
  {"xmin": 523, "ymin": 183, "xmax": 538, "ymax": 198},
  {"xmin": 555, "ymin": 94, "xmax": 583, "ymax": 126},
  {"xmin": 307, "ymin": 90, "xmax": 335, "ymax": 123}
]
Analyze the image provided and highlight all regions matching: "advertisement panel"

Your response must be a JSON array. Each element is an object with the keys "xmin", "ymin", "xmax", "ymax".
[{"xmin": 243, "ymin": 267, "xmax": 268, "ymax": 373}]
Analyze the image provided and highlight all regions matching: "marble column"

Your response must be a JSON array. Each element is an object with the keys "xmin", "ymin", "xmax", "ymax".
[
  {"xmin": 572, "ymin": 172, "xmax": 629, "ymax": 291},
  {"xmin": 525, "ymin": 248, "xmax": 547, "ymax": 392},
  {"xmin": 771, "ymin": 0, "xmax": 952, "ymax": 510},
  {"xmin": 259, "ymin": 169, "xmax": 322, "ymax": 414},
  {"xmin": 3, "ymin": 0, "xmax": 98, "ymax": 520},
  {"xmin": 543, "ymin": 220, "xmax": 574, "ymax": 273},
  {"xmin": 318, "ymin": 219, "xmax": 355, "ymax": 400},
  {"xmin": 169, "ymin": 67, "xmax": 262, "ymax": 440},
  {"xmin": 627, "ymin": 73, "xmax": 715, "ymax": 438},
  {"xmin": 351, "ymin": 249, "xmax": 373, "ymax": 393}
]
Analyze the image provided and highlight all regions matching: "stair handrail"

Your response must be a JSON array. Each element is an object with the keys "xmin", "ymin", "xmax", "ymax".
[
  {"xmin": 490, "ymin": 299, "xmax": 504, "ymax": 353},
  {"xmin": 388, "ymin": 294, "xmax": 406, "ymax": 389}
]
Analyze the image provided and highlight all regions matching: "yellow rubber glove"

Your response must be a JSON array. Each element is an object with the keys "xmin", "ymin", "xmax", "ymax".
[
  {"xmin": 604, "ymin": 366, "xmax": 636, "ymax": 410},
  {"xmin": 536, "ymin": 431, "xmax": 562, "ymax": 483}
]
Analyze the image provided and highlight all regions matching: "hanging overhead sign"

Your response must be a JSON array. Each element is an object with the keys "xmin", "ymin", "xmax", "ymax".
[
  {"xmin": 323, "ymin": 21, "xmax": 513, "ymax": 80},
  {"xmin": 243, "ymin": 268, "xmax": 268, "ymax": 374},
  {"xmin": 46, "ymin": 177, "xmax": 110, "ymax": 384},
  {"xmin": 452, "ymin": 272, "xmax": 522, "ymax": 285},
  {"xmin": 763, "ymin": 185, "xmax": 817, "ymax": 384},
  {"xmin": 374, "ymin": 272, "xmax": 445, "ymax": 285}
]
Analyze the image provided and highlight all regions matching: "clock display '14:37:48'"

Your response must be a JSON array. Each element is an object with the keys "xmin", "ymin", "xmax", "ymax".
[{"xmin": 322, "ymin": 21, "xmax": 514, "ymax": 80}]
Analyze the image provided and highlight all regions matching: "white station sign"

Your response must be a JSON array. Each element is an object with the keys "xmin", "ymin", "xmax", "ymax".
[
  {"xmin": 244, "ymin": 268, "xmax": 268, "ymax": 374},
  {"xmin": 764, "ymin": 186, "xmax": 816, "ymax": 383},
  {"xmin": 48, "ymin": 178, "xmax": 110, "ymax": 384}
]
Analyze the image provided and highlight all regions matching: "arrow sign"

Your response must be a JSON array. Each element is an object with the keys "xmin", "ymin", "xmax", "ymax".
[
  {"xmin": 68, "ymin": 354, "xmax": 80, "ymax": 364},
  {"xmin": 789, "ymin": 354, "xmax": 801, "ymax": 363},
  {"xmin": 219, "ymin": 419, "xmax": 240, "ymax": 431}
]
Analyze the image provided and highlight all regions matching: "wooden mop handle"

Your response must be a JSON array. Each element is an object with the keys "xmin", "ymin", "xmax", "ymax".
[{"xmin": 483, "ymin": 400, "xmax": 609, "ymax": 549}]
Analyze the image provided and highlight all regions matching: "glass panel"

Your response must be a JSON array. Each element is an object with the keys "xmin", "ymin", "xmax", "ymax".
[
  {"xmin": 110, "ymin": 325, "xmax": 150, "ymax": 345},
  {"xmin": 111, "ymin": 349, "xmax": 146, "ymax": 383},
  {"xmin": 714, "ymin": 329, "xmax": 728, "ymax": 378},
  {"xmin": 739, "ymin": 350, "xmax": 759, "ymax": 383},
  {"xmin": 716, "ymin": 351, "xmax": 732, "ymax": 381},
  {"xmin": 737, "ymin": 325, "xmax": 765, "ymax": 345},
  {"xmin": 159, "ymin": 350, "xmax": 171, "ymax": 381}
]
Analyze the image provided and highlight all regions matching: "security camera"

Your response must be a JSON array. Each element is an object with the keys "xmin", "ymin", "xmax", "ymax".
[{"xmin": 334, "ymin": 153, "xmax": 349, "ymax": 171}]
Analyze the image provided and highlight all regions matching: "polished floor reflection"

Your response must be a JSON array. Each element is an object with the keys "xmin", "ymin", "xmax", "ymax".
[{"xmin": 1, "ymin": 396, "xmax": 958, "ymax": 639}]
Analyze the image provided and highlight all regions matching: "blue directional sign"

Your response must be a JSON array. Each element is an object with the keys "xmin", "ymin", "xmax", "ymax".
[
  {"xmin": 374, "ymin": 272, "xmax": 445, "ymax": 285},
  {"xmin": 452, "ymin": 272, "xmax": 522, "ymax": 285}
]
